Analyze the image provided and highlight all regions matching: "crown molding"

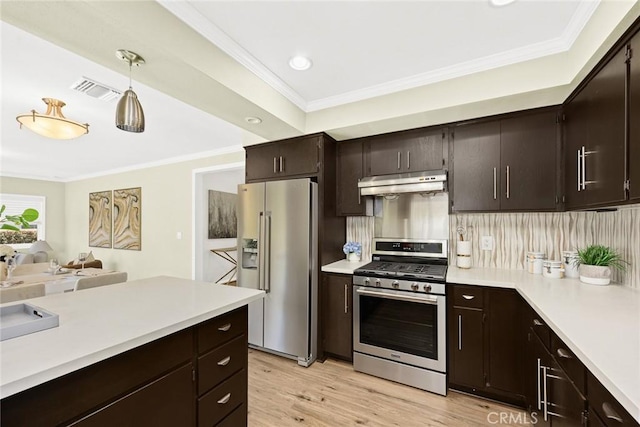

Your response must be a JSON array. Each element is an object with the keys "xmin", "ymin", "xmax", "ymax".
[{"xmin": 158, "ymin": 1, "xmax": 309, "ymax": 111}]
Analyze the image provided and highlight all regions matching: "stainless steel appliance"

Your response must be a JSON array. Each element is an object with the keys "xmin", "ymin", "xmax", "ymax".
[
  {"xmin": 237, "ymin": 178, "xmax": 318, "ymax": 367},
  {"xmin": 358, "ymin": 170, "xmax": 447, "ymax": 197},
  {"xmin": 353, "ymin": 238, "xmax": 448, "ymax": 395}
]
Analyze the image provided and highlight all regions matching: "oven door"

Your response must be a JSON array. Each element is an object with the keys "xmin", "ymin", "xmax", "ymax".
[{"xmin": 353, "ymin": 285, "xmax": 446, "ymax": 372}]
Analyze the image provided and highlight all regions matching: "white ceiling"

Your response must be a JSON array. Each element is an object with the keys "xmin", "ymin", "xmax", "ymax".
[{"xmin": 1, "ymin": 0, "xmax": 639, "ymax": 181}]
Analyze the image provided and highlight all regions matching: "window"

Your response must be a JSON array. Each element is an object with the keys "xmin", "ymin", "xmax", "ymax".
[{"xmin": 0, "ymin": 194, "xmax": 46, "ymax": 248}]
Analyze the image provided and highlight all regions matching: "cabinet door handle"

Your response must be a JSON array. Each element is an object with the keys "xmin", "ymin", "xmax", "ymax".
[
  {"xmin": 357, "ymin": 178, "xmax": 361, "ymax": 205},
  {"xmin": 218, "ymin": 323, "xmax": 231, "ymax": 332},
  {"xmin": 344, "ymin": 284, "xmax": 349, "ymax": 314},
  {"xmin": 279, "ymin": 156, "xmax": 284, "ymax": 173},
  {"xmin": 217, "ymin": 393, "xmax": 231, "ymax": 404},
  {"xmin": 458, "ymin": 314, "xmax": 462, "ymax": 350},
  {"xmin": 556, "ymin": 348, "xmax": 572, "ymax": 359},
  {"xmin": 581, "ymin": 146, "xmax": 586, "ymax": 190},
  {"xmin": 493, "ymin": 167, "xmax": 497, "ymax": 200},
  {"xmin": 537, "ymin": 358, "xmax": 542, "ymax": 410},
  {"xmin": 602, "ymin": 402, "xmax": 623, "ymax": 423},
  {"xmin": 506, "ymin": 165, "xmax": 510, "ymax": 199},
  {"xmin": 542, "ymin": 365, "xmax": 549, "ymax": 421},
  {"xmin": 397, "ymin": 152, "xmax": 401, "ymax": 170},
  {"xmin": 273, "ymin": 157, "xmax": 278, "ymax": 174},
  {"xmin": 577, "ymin": 149, "xmax": 582, "ymax": 192},
  {"xmin": 462, "ymin": 294, "xmax": 475, "ymax": 300},
  {"xmin": 407, "ymin": 151, "xmax": 410, "ymax": 169},
  {"xmin": 533, "ymin": 319, "xmax": 544, "ymax": 326},
  {"xmin": 217, "ymin": 356, "xmax": 231, "ymax": 366}
]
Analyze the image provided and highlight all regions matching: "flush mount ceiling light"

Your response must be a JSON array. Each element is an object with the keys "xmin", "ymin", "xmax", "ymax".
[
  {"xmin": 289, "ymin": 55, "xmax": 312, "ymax": 71},
  {"xmin": 16, "ymin": 98, "xmax": 89, "ymax": 140},
  {"xmin": 245, "ymin": 116, "xmax": 263, "ymax": 124},
  {"xmin": 115, "ymin": 49, "xmax": 145, "ymax": 133},
  {"xmin": 490, "ymin": 0, "xmax": 516, "ymax": 6}
]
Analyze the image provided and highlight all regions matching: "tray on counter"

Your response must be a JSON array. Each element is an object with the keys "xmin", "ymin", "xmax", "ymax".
[{"xmin": 0, "ymin": 303, "xmax": 59, "ymax": 341}]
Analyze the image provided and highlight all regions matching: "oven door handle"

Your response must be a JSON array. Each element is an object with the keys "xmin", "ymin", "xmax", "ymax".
[{"xmin": 356, "ymin": 288, "xmax": 439, "ymax": 305}]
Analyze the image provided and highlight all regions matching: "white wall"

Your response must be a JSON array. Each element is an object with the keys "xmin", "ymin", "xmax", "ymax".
[
  {"xmin": 63, "ymin": 151, "xmax": 244, "ymax": 281},
  {"xmin": 193, "ymin": 165, "xmax": 244, "ymax": 282}
]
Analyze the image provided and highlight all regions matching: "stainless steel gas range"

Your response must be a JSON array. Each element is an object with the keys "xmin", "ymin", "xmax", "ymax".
[{"xmin": 352, "ymin": 238, "xmax": 448, "ymax": 395}]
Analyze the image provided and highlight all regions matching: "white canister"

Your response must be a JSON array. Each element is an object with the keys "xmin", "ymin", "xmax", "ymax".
[
  {"xmin": 562, "ymin": 251, "xmax": 579, "ymax": 278},
  {"xmin": 456, "ymin": 241, "xmax": 472, "ymax": 269},
  {"xmin": 527, "ymin": 252, "xmax": 546, "ymax": 274},
  {"xmin": 543, "ymin": 260, "xmax": 564, "ymax": 279}
]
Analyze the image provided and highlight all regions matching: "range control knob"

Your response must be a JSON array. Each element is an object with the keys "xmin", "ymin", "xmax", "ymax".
[
  {"xmin": 423, "ymin": 284, "xmax": 432, "ymax": 292},
  {"xmin": 392, "ymin": 280, "xmax": 400, "ymax": 289},
  {"xmin": 364, "ymin": 278, "xmax": 370, "ymax": 285},
  {"xmin": 375, "ymin": 279, "xmax": 382, "ymax": 287},
  {"xmin": 411, "ymin": 283, "xmax": 419, "ymax": 291}
]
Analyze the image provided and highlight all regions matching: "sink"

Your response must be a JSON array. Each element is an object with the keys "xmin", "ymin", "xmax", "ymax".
[{"xmin": 0, "ymin": 303, "xmax": 59, "ymax": 341}]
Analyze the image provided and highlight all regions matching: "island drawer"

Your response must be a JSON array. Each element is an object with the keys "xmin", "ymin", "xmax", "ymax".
[
  {"xmin": 551, "ymin": 332, "xmax": 586, "ymax": 395},
  {"xmin": 198, "ymin": 334, "xmax": 247, "ymax": 395},
  {"xmin": 198, "ymin": 306, "xmax": 248, "ymax": 354},
  {"xmin": 216, "ymin": 403, "xmax": 247, "ymax": 427},
  {"xmin": 587, "ymin": 372, "xmax": 639, "ymax": 427},
  {"xmin": 198, "ymin": 369, "xmax": 247, "ymax": 427},
  {"xmin": 524, "ymin": 304, "xmax": 550, "ymax": 349},
  {"xmin": 452, "ymin": 285, "xmax": 483, "ymax": 309}
]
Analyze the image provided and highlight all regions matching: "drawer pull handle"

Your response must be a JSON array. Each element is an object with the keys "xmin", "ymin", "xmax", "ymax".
[
  {"xmin": 602, "ymin": 402, "xmax": 623, "ymax": 423},
  {"xmin": 217, "ymin": 356, "xmax": 231, "ymax": 366},
  {"xmin": 218, "ymin": 323, "xmax": 231, "ymax": 332},
  {"xmin": 217, "ymin": 393, "xmax": 231, "ymax": 405},
  {"xmin": 462, "ymin": 295, "xmax": 475, "ymax": 300},
  {"xmin": 533, "ymin": 319, "xmax": 544, "ymax": 326},
  {"xmin": 556, "ymin": 348, "xmax": 572, "ymax": 359}
]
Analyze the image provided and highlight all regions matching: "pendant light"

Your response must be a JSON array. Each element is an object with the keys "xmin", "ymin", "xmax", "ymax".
[
  {"xmin": 115, "ymin": 49, "xmax": 145, "ymax": 133},
  {"xmin": 16, "ymin": 98, "xmax": 89, "ymax": 140}
]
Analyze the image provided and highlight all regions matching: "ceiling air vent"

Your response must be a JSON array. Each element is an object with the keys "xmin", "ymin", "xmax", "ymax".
[{"xmin": 70, "ymin": 77, "xmax": 121, "ymax": 102}]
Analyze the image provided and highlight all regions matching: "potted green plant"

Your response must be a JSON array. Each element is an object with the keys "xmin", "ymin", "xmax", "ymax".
[{"xmin": 576, "ymin": 244, "xmax": 627, "ymax": 285}]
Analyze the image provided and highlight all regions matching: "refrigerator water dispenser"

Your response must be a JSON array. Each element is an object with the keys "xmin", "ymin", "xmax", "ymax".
[{"xmin": 241, "ymin": 239, "xmax": 258, "ymax": 269}]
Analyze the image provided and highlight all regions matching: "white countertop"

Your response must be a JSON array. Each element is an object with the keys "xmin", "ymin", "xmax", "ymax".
[
  {"xmin": 321, "ymin": 259, "xmax": 369, "ymax": 275},
  {"xmin": 0, "ymin": 276, "xmax": 264, "ymax": 399},
  {"xmin": 447, "ymin": 267, "xmax": 640, "ymax": 423}
]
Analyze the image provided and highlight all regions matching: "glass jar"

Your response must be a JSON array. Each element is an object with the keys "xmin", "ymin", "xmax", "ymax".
[
  {"xmin": 543, "ymin": 260, "xmax": 564, "ymax": 279},
  {"xmin": 527, "ymin": 252, "xmax": 546, "ymax": 274},
  {"xmin": 562, "ymin": 250, "xmax": 579, "ymax": 278}
]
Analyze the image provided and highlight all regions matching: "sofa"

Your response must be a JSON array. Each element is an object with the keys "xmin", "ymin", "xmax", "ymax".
[{"xmin": 15, "ymin": 252, "xmax": 47, "ymax": 265}]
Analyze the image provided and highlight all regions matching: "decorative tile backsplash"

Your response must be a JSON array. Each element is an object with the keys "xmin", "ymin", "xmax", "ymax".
[
  {"xmin": 450, "ymin": 206, "xmax": 639, "ymax": 288},
  {"xmin": 347, "ymin": 205, "xmax": 639, "ymax": 288}
]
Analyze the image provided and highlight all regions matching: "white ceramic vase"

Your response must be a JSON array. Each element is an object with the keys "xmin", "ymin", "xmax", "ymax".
[
  {"xmin": 579, "ymin": 264, "xmax": 611, "ymax": 285},
  {"xmin": 347, "ymin": 252, "xmax": 361, "ymax": 262}
]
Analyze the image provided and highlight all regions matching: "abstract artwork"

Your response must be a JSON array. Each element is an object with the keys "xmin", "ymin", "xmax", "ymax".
[
  {"xmin": 208, "ymin": 190, "xmax": 237, "ymax": 239},
  {"xmin": 113, "ymin": 187, "xmax": 141, "ymax": 250},
  {"xmin": 88, "ymin": 191, "xmax": 112, "ymax": 248}
]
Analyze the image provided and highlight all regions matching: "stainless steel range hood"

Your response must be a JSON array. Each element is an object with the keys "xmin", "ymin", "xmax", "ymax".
[{"xmin": 358, "ymin": 170, "xmax": 447, "ymax": 196}]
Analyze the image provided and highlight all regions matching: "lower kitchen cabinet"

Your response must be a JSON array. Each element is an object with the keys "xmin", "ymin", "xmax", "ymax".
[
  {"xmin": 448, "ymin": 285, "xmax": 524, "ymax": 405},
  {"xmin": 321, "ymin": 273, "xmax": 353, "ymax": 361}
]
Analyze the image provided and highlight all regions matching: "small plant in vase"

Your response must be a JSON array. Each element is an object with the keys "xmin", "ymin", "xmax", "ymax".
[
  {"xmin": 575, "ymin": 245, "xmax": 627, "ymax": 286},
  {"xmin": 343, "ymin": 242, "xmax": 362, "ymax": 262}
]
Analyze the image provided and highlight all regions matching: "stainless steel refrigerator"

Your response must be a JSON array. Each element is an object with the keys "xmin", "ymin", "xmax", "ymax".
[{"xmin": 237, "ymin": 178, "xmax": 318, "ymax": 367}]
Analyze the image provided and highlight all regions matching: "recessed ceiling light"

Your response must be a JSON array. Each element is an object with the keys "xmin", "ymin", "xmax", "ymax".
[
  {"xmin": 490, "ymin": 0, "xmax": 516, "ymax": 5},
  {"xmin": 289, "ymin": 55, "xmax": 312, "ymax": 71},
  {"xmin": 245, "ymin": 116, "xmax": 262, "ymax": 124}
]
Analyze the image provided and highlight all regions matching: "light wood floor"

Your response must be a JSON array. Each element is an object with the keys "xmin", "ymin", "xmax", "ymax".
[{"xmin": 248, "ymin": 349, "xmax": 527, "ymax": 426}]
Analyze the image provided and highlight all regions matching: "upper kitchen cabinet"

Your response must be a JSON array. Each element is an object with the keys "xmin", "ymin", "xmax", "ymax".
[
  {"xmin": 451, "ymin": 109, "xmax": 559, "ymax": 213},
  {"xmin": 630, "ymin": 31, "xmax": 640, "ymax": 202},
  {"xmin": 336, "ymin": 140, "xmax": 365, "ymax": 216},
  {"xmin": 245, "ymin": 134, "xmax": 321, "ymax": 182},
  {"xmin": 564, "ymin": 44, "xmax": 627, "ymax": 209},
  {"xmin": 363, "ymin": 127, "xmax": 448, "ymax": 176}
]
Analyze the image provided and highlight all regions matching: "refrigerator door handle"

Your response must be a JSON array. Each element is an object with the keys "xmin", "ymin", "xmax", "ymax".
[
  {"xmin": 258, "ymin": 212, "xmax": 265, "ymax": 291},
  {"xmin": 265, "ymin": 213, "xmax": 272, "ymax": 293}
]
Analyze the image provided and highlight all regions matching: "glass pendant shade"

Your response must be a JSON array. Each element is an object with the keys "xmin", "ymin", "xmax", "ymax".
[
  {"xmin": 115, "ymin": 88, "xmax": 145, "ymax": 133},
  {"xmin": 16, "ymin": 98, "xmax": 89, "ymax": 140}
]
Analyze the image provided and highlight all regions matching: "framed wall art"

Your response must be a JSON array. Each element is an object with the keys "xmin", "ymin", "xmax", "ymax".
[
  {"xmin": 88, "ymin": 190, "xmax": 112, "ymax": 248},
  {"xmin": 113, "ymin": 187, "xmax": 141, "ymax": 250},
  {"xmin": 208, "ymin": 190, "xmax": 237, "ymax": 239}
]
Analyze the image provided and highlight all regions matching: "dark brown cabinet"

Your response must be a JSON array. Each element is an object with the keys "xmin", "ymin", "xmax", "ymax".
[
  {"xmin": 448, "ymin": 285, "xmax": 524, "ymax": 405},
  {"xmin": 564, "ymin": 46, "xmax": 627, "ymax": 209},
  {"xmin": 0, "ymin": 306, "xmax": 250, "ymax": 427},
  {"xmin": 588, "ymin": 371, "xmax": 639, "ymax": 427},
  {"xmin": 336, "ymin": 140, "xmax": 366, "ymax": 216},
  {"xmin": 245, "ymin": 135, "xmax": 320, "ymax": 182},
  {"xmin": 321, "ymin": 273, "xmax": 353, "ymax": 361},
  {"xmin": 629, "ymin": 32, "xmax": 640, "ymax": 202},
  {"xmin": 451, "ymin": 109, "xmax": 559, "ymax": 212},
  {"xmin": 364, "ymin": 127, "xmax": 447, "ymax": 176}
]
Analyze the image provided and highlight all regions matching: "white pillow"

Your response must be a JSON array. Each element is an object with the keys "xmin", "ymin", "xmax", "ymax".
[{"xmin": 72, "ymin": 251, "xmax": 95, "ymax": 265}]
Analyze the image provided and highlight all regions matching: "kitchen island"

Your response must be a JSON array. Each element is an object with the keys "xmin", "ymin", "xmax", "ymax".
[{"xmin": 0, "ymin": 275, "xmax": 264, "ymax": 426}]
